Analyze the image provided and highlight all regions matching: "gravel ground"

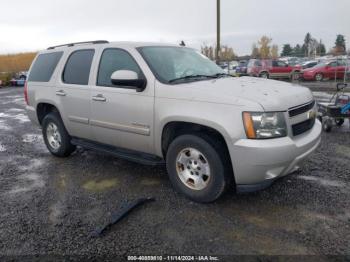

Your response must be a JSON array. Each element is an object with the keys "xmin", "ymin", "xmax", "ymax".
[{"xmin": 0, "ymin": 86, "xmax": 349, "ymax": 259}]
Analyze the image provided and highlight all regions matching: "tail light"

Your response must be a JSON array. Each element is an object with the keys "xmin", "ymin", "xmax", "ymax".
[{"xmin": 24, "ymin": 81, "xmax": 29, "ymax": 105}]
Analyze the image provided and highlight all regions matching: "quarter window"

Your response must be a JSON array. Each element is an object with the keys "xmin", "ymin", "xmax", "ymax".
[
  {"xmin": 63, "ymin": 49, "xmax": 95, "ymax": 85},
  {"xmin": 28, "ymin": 52, "xmax": 63, "ymax": 82},
  {"xmin": 97, "ymin": 49, "xmax": 141, "ymax": 87}
]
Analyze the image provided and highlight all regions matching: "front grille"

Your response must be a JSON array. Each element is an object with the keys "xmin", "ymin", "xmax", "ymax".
[
  {"xmin": 292, "ymin": 118, "xmax": 315, "ymax": 136},
  {"xmin": 289, "ymin": 100, "xmax": 315, "ymax": 117}
]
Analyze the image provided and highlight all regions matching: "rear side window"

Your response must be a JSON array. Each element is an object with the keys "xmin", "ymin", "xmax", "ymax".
[
  {"xmin": 28, "ymin": 52, "xmax": 63, "ymax": 82},
  {"xmin": 97, "ymin": 48, "xmax": 142, "ymax": 87},
  {"xmin": 63, "ymin": 49, "xmax": 95, "ymax": 85}
]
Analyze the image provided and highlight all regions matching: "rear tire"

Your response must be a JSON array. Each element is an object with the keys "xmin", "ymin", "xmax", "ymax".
[
  {"xmin": 260, "ymin": 72, "xmax": 269, "ymax": 79},
  {"xmin": 335, "ymin": 119, "xmax": 344, "ymax": 126},
  {"xmin": 315, "ymin": 73, "xmax": 323, "ymax": 81},
  {"xmin": 42, "ymin": 112, "xmax": 76, "ymax": 157},
  {"xmin": 166, "ymin": 134, "xmax": 230, "ymax": 203}
]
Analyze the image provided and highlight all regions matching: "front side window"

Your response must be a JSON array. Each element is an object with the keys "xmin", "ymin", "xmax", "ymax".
[
  {"xmin": 138, "ymin": 46, "xmax": 224, "ymax": 84},
  {"xmin": 97, "ymin": 49, "xmax": 142, "ymax": 87},
  {"xmin": 63, "ymin": 49, "xmax": 95, "ymax": 85},
  {"xmin": 28, "ymin": 52, "xmax": 63, "ymax": 82}
]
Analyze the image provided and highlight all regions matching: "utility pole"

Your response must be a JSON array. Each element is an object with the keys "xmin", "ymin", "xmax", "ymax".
[{"xmin": 216, "ymin": 0, "xmax": 220, "ymax": 64}]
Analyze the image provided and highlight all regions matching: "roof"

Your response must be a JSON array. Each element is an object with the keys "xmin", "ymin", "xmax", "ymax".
[{"xmin": 45, "ymin": 40, "xmax": 179, "ymax": 52}]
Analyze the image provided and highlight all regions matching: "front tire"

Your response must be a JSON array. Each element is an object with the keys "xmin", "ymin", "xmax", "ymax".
[
  {"xmin": 166, "ymin": 134, "xmax": 230, "ymax": 203},
  {"xmin": 42, "ymin": 112, "xmax": 76, "ymax": 157}
]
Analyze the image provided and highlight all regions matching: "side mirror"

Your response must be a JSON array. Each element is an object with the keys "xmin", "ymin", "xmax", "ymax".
[{"xmin": 111, "ymin": 70, "xmax": 146, "ymax": 92}]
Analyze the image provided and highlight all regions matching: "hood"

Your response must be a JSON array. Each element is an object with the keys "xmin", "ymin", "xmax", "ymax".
[{"xmin": 160, "ymin": 77, "xmax": 314, "ymax": 112}]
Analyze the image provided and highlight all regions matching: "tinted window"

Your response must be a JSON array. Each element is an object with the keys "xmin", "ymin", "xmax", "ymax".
[
  {"xmin": 63, "ymin": 50, "xmax": 95, "ymax": 85},
  {"xmin": 97, "ymin": 49, "xmax": 141, "ymax": 87},
  {"xmin": 28, "ymin": 52, "xmax": 63, "ymax": 82},
  {"xmin": 254, "ymin": 60, "xmax": 262, "ymax": 66}
]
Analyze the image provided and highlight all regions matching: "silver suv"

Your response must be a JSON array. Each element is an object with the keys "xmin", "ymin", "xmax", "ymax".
[{"xmin": 25, "ymin": 40, "xmax": 321, "ymax": 202}]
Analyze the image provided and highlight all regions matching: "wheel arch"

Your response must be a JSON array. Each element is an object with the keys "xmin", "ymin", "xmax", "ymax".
[
  {"xmin": 159, "ymin": 120, "xmax": 235, "ymax": 183},
  {"xmin": 36, "ymin": 101, "xmax": 61, "ymax": 125}
]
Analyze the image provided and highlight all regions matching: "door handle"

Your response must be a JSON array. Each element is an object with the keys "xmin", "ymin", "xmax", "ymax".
[
  {"xmin": 56, "ymin": 90, "xmax": 66, "ymax": 96},
  {"xmin": 92, "ymin": 94, "xmax": 106, "ymax": 102}
]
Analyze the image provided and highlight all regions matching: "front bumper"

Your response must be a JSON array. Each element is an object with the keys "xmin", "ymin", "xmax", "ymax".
[
  {"xmin": 231, "ymin": 120, "xmax": 322, "ymax": 192},
  {"xmin": 301, "ymin": 73, "xmax": 315, "ymax": 80}
]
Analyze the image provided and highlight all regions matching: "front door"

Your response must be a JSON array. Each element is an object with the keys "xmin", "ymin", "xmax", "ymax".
[{"xmin": 90, "ymin": 48, "xmax": 154, "ymax": 154}]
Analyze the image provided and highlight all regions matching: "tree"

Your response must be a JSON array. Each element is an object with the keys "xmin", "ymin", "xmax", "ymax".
[
  {"xmin": 251, "ymin": 43, "xmax": 260, "ymax": 58},
  {"xmin": 281, "ymin": 44, "xmax": 292, "ymax": 57},
  {"xmin": 293, "ymin": 44, "xmax": 303, "ymax": 57},
  {"xmin": 317, "ymin": 40, "xmax": 326, "ymax": 56},
  {"xmin": 258, "ymin": 36, "xmax": 272, "ymax": 59},
  {"xmin": 302, "ymin": 32, "xmax": 312, "ymax": 57},
  {"xmin": 201, "ymin": 44, "xmax": 214, "ymax": 60},
  {"xmin": 220, "ymin": 45, "xmax": 236, "ymax": 61},
  {"xmin": 271, "ymin": 45, "xmax": 279, "ymax": 59},
  {"xmin": 333, "ymin": 34, "xmax": 346, "ymax": 55}
]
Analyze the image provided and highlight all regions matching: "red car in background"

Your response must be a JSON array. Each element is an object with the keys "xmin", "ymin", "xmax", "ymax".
[
  {"xmin": 301, "ymin": 60, "xmax": 348, "ymax": 81},
  {"xmin": 247, "ymin": 59, "xmax": 301, "ymax": 80}
]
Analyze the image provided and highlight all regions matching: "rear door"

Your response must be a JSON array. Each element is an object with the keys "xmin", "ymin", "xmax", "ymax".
[
  {"xmin": 270, "ymin": 60, "xmax": 291, "ymax": 78},
  {"xmin": 54, "ymin": 49, "xmax": 96, "ymax": 140},
  {"xmin": 325, "ymin": 61, "xmax": 338, "ymax": 79},
  {"xmin": 89, "ymin": 47, "xmax": 155, "ymax": 154}
]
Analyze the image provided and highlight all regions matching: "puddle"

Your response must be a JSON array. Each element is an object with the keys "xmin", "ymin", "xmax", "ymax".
[
  {"xmin": 298, "ymin": 175, "xmax": 345, "ymax": 187},
  {"xmin": 8, "ymin": 173, "xmax": 45, "ymax": 194},
  {"xmin": 140, "ymin": 178, "xmax": 161, "ymax": 186},
  {"xmin": 18, "ymin": 158, "xmax": 46, "ymax": 172},
  {"xmin": 6, "ymin": 108, "xmax": 25, "ymax": 113},
  {"xmin": 22, "ymin": 134, "xmax": 43, "ymax": 143},
  {"xmin": 0, "ymin": 143, "xmax": 6, "ymax": 152},
  {"xmin": 82, "ymin": 178, "xmax": 119, "ymax": 192},
  {"xmin": 0, "ymin": 120, "xmax": 12, "ymax": 131},
  {"xmin": 0, "ymin": 112, "xmax": 30, "ymax": 123}
]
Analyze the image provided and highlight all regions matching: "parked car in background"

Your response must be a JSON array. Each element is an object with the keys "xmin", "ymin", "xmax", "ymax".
[
  {"xmin": 235, "ymin": 60, "xmax": 248, "ymax": 76},
  {"xmin": 10, "ymin": 72, "xmax": 27, "ymax": 87},
  {"xmin": 248, "ymin": 59, "xmax": 301, "ymax": 80},
  {"xmin": 301, "ymin": 60, "xmax": 348, "ymax": 81},
  {"xmin": 301, "ymin": 60, "xmax": 318, "ymax": 69}
]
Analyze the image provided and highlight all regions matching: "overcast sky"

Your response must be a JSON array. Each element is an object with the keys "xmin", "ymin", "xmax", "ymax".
[{"xmin": 0, "ymin": 0, "xmax": 349, "ymax": 55}]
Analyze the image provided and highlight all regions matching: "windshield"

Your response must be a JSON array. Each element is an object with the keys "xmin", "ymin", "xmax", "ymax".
[{"xmin": 138, "ymin": 46, "xmax": 225, "ymax": 84}]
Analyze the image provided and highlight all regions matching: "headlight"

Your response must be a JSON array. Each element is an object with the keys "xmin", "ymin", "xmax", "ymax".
[{"xmin": 243, "ymin": 112, "xmax": 287, "ymax": 139}]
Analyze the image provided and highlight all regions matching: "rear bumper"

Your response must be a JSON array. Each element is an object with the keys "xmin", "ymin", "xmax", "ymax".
[
  {"xmin": 25, "ymin": 105, "xmax": 40, "ymax": 126},
  {"xmin": 231, "ymin": 120, "xmax": 322, "ymax": 192}
]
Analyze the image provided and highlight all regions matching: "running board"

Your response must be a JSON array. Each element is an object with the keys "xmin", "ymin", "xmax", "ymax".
[{"xmin": 71, "ymin": 138, "xmax": 165, "ymax": 166}]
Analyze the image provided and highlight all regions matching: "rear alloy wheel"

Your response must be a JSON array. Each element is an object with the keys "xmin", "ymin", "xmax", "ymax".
[
  {"xmin": 315, "ymin": 73, "xmax": 323, "ymax": 81},
  {"xmin": 335, "ymin": 119, "xmax": 344, "ymax": 126},
  {"xmin": 292, "ymin": 72, "xmax": 300, "ymax": 81},
  {"xmin": 166, "ymin": 134, "xmax": 229, "ymax": 203},
  {"xmin": 260, "ymin": 72, "xmax": 269, "ymax": 79}
]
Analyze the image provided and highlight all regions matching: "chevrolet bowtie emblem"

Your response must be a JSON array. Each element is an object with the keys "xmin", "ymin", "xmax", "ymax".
[{"xmin": 308, "ymin": 110, "xmax": 316, "ymax": 120}]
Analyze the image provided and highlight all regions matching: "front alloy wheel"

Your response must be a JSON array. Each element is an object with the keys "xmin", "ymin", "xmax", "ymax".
[
  {"xmin": 176, "ymin": 148, "xmax": 211, "ymax": 191},
  {"xmin": 166, "ymin": 134, "xmax": 230, "ymax": 203}
]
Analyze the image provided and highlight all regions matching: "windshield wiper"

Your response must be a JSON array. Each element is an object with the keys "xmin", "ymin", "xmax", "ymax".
[
  {"xmin": 211, "ymin": 73, "xmax": 232, "ymax": 78},
  {"xmin": 168, "ymin": 74, "xmax": 217, "ymax": 83}
]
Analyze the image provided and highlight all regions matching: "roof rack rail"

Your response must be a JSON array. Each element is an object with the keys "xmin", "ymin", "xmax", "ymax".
[{"xmin": 47, "ymin": 40, "xmax": 109, "ymax": 50}]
